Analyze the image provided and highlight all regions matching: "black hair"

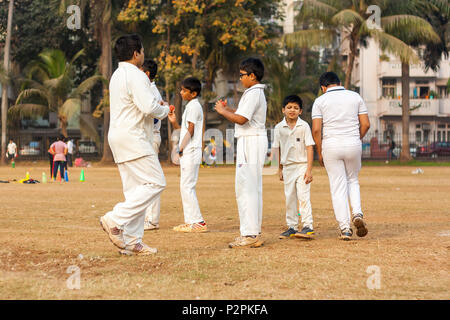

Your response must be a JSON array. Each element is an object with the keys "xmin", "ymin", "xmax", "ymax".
[
  {"xmin": 114, "ymin": 34, "xmax": 143, "ymax": 62},
  {"xmin": 181, "ymin": 77, "xmax": 202, "ymax": 97},
  {"xmin": 142, "ymin": 59, "xmax": 158, "ymax": 80},
  {"xmin": 319, "ymin": 71, "xmax": 341, "ymax": 87},
  {"xmin": 239, "ymin": 57, "xmax": 264, "ymax": 81},
  {"xmin": 282, "ymin": 95, "xmax": 303, "ymax": 109}
]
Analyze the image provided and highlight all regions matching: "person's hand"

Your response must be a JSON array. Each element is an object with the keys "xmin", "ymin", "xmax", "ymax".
[
  {"xmin": 278, "ymin": 168, "xmax": 283, "ymax": 181},
  {"xmin": 168, "ymin": 112, "xmax": 177, "ymax": 124},
  {"xmin": 304, "ymin": 170, "xmax": 313, "ymax": 184},
  {"xmin": 215, "ymin": 100, "xmax": 227, "ymax": 115},
  {"xmin": 318, "ymin": 154, "xmax": 324, "ymax": 167}
]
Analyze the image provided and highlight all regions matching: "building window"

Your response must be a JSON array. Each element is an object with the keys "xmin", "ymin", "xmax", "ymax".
[
  {"xmin": 415, "ymin": 131, "xmax": 422, "ymax": 143},
  {"xmin": 415, "ymin": 80, "xmax": 430, "ymax": 98},
  {"xmin": 382, "ymin": 79, "xmax": 396, "ymax": 98},
  {"xmin": 438, "ymin": 86, "xmax": 448, "ymax": 98}
]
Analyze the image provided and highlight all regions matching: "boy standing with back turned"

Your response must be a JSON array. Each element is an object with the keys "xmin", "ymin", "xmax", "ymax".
[
  {"xmin": 215, "ymin": 58, "xmax": 268, "ymax": 248},
  {"xmin": 272, "ymin": 95, "xmax": 315, "ymax": 240}
]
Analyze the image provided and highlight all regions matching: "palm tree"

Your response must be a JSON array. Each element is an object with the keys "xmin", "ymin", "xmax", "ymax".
[
  {"xmin": 9, "ymin": 49, "xmax": 105, "ymax": 140},
  {"xmin": 381, "ymin": 0, "xmax": 441, "ymax": 160},
  {"xmin": 263, "ymin": 50, "xmax": 317, "ymax": 125},
  {"xmin": 284, "ymin": 0, "xmax": 440, "ymax": 161}
]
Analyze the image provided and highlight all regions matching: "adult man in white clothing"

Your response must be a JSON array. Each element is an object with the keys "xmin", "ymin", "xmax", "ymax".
[
  {"xmin": 311, "ymin": 72, "xmax": 370, "ymax": 241},
  {"xmin": 100, "ymin": 34, "xmax": 170, "ymax": 255}
]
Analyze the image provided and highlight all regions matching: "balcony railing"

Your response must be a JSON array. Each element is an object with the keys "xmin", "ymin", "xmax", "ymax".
[{"xmin": 378, "ymin": 98, "xmax": 440, "ymax": 116}]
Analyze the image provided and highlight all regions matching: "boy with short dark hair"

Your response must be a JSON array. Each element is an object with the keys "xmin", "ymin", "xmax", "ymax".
[
  {"xmin": 273, "ymin": 95, "xmax": 315, "ymax": 240},
  {"xmin": 100, "ymin": 34, "xmax": 170, "ymax": 256},
  {"xmin": 215, "ymin": 57, "xmax": 268, "ymax": 248},
  {"xmin": 168, "ymin": 77, "xmax": 207, "ymax": 233},
  {"xmin": 140, "ymin": 59, "xmax": 164, "ymax": 231}
]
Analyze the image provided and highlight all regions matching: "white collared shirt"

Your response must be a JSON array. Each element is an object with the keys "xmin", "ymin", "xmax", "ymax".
[
  {"xmin": 272, "ymin": 117, "xmax": 315, "ymax": 165},
  {"xmin": 234, "ymin": 84, "xmax": 267, "ymax": 138},
  {"xmin": 180, "ymin": 98, "xmax": 203, "ymax": 151},
  {"xmin": 7, "ymin": 142, "xmax": 17, "ymax": 155},
  {"xmin": 108, "ymin": 62, "xmax": 169, "ymax": 163},
  {"xmin": 311, "ymin": 86, "xmax": 368, "ymax": 148}
]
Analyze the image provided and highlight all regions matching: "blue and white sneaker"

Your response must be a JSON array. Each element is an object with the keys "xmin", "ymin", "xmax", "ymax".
[
  {"xmin": 279, "ymin": 228, "xmax": 297, "ymax": 239},
  {"xmin": 294, "ymin": 227, "xmax": 315, "ymax": 239},
  {"xmin": 340, "ymin": 228, "xmax": 353, "ymax": 241}
]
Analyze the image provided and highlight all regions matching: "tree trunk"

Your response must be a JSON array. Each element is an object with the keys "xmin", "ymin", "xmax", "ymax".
[
  {"xmin": 99, "ymin": 9, "xmax": 113, "ymax": 163},
  {"xmin": 1, "ymin": 0, "xmax": 14, "ymax": 166},
  {"xmin": 400, "ymin": 62, "xmax": 412, "ymax": 161},
  {"xmin": 344, "ymin": 37, "xmax": 356, "ymax": 89}
]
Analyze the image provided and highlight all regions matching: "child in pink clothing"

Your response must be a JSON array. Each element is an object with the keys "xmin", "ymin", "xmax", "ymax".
[{"xmin": 49, "ymin": 135, "xmax": 68, "ymax": 181}]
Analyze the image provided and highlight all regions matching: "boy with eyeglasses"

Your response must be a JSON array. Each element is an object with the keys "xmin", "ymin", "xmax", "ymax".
[{"xmin": 215, "ymin": 58, "xmax": 268, "ymax": 248}]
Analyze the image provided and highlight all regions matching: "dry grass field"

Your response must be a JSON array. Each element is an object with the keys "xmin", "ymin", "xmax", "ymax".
[{"xmin": 0, "ymin": 162, "xmax": 449, "ymax": 300}]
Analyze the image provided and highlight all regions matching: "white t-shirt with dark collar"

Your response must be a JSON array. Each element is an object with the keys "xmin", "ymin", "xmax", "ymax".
[
  {"xmin": 234, "ymin": 83, "xmax": 267, "ymax": 138},
  {"xmin": 311, "ymin": 86, "xmax": 368, "ymax": 148},
  {"xmin": 179, "ymin": 98, "xmax": 203, "ymax": 151},
  {"xmin": 272, "ymin": 117, "xmax": 315, "ymax": 165}
]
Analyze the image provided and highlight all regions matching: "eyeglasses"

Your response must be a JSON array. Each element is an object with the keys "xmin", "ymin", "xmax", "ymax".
[{"xmin": 239, "ymin": 72, "xmax": 249, "ymax": 79}]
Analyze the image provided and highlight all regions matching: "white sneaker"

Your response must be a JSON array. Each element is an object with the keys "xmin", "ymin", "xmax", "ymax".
[
  {"xmin": 144, "ymin": 221, "xmax": 159, "ymax": 231},
  {"xmin": 100, "ymin": 216, "xmax": 125, "ymax": 249},
  {"xmin": 119, "ymin": 242, "xmax": 157, "ymax": 256}
]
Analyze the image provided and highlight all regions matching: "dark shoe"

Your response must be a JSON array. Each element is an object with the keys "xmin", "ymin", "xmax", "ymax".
[
  {"xmin": 294, "ymin": 227, "xmax": 315, "ymax": 239},
  {"xmin": 340, "ymin": 228, "xmax": 353, "ymax": 241},
  {"xmin": 352, "ymin": 214, "xmax": 368, "ymax": 237},
  {"xmin": 279, "ymin": 227, "xmax": 297, "ymax": 239}
]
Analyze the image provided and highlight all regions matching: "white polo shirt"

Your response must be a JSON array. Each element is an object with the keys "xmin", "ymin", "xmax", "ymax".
[
  {"xmin": 311, "ymin": 86, "xmax": 368, "ymax": 148},
  {"xmin": 234, "ymin": 84, "xmax": 267, "ymax": 138},
  {"xmin": 108, "ymin": 62, "xmax": 169, "ymax": 163},
  {"xmin": 272, "ymin": 117, "xmax": 315, "ymax": 165},
  {"xmin": 180, "ymin": 98, "xmax": 203, "ymax": 151}
]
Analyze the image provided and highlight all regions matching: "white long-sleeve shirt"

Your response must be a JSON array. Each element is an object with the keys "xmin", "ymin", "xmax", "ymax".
[{"xmin": 108, "ymin": 62, "xmax": 169, "ymax": 163}]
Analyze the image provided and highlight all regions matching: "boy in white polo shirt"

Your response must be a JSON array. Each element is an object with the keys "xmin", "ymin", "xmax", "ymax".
[
  {"xmin": 140, "ymin": 59, "xmax": 163, "ymax": 231},
  {"xmin": 311, "ymin": 72, "xmax": 370, "ymax": 241},
  {"xmin": 273, "ymin": 95, "xmax": 315, "ymax": 240},
  {"xmin": 215, "ymin": 58, "xmax": 268, "ymax": 248},
  {"xmin": 168, "ymin": 77, "xmax": 208, "ymax": 233}
]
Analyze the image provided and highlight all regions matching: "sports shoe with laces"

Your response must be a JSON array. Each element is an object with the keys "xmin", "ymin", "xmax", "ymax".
[
  {"xmin": 279, "ymin": 227, "xmax": 297, "ymax": 239},
  {"xmin": 294, "ymin": 226, "xmax": 315, "ymax": 239},
  {"xmin": 340, "ymin": 228, "xmax": 353, "ymax": 241},
  {"xmin": 119, "ymin": 242, "xmax": 157, "ymax": 256},
  {"xmin": 100, "ymin": 215, "xmax": 125, "ymax": 249},
  {"xmin": 173, "ymin": 222, "xmax": 208, "ymax": 233},
  {"xmin": 352, "ymin": 214, "xmax": 368, "ymax": 237},
  {"xmin": 228, "ymin": 235, "xmax": 263, "ymax": 248},
  {"xmin": 144, "ymin": 221, "xmax": 159, "ymax": 231}
]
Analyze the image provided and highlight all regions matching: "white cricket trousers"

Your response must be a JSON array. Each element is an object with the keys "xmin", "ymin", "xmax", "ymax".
[
  {"xmin": 180, "ymin": 148, "xmax": 204, "ymax": 224},
  {"xmin": 105, "ymin": 155, "xmax": 166, "ymax": 246},
  {"xmin": 322, "ymin": 145, "xmax": 363, "ymax": 230},
  {"xmin": 144, "ymin": 139, "xmax": 162, "ymax": 225},
  {"xmin": 282, "ymin": 163, "xmax": 313, "ymax": 230},
  {"xmin": 235, "ymin": 135, "xmax": 268, "ymax": 236}
]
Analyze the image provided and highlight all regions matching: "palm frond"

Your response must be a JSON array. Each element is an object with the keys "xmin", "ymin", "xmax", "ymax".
[
  {"xmin": 331, "ymin": 9, "xmax": 365, "ymax": 27},
  {"xmin": 79, "ymin": 115, "xmax": 100, "ymax": 145},
  {"xmin": 301, "ymin": 0, "xmax": 339, "ymax": 22},
  {"xmin": 371, "ymin": 30, "xmax": 420, "ymax": 64},
  {"xmin": 16, "ymin": 88, "xmax": 50, "ymax": 105},
  {"xmin": 283, "ymin": 29, "xmax": 335, "ymax": 49},
  {"xmin": 8, "ymin": 103, "xmax": 48, "ymax": 120},
  {"xmin": 70, "ymin": 75, "xmax": 107, "ymax": 98},
  {"xmin": 381, "ymin": 15, "xmax": 441, "ymax": 44},
  {"xmin": 59, "ymin": 98, "xmax": 81, "ymax": 122}
]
